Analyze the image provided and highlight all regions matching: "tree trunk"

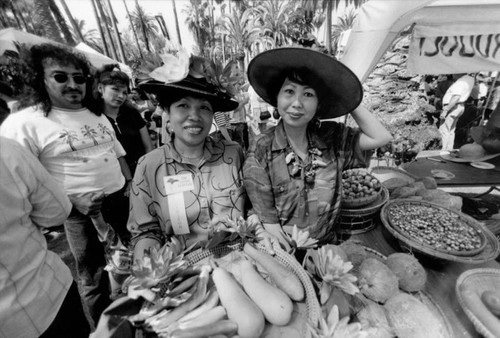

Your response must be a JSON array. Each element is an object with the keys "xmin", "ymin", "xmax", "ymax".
[
  {"xmin": 60, "ymin": 0, "xmax": 85, "ymax": 42},
  {"xmin": 122, "ymin": 0, "xmax": 143, "ymax": 58},
  {"xmin": 95, "ymin": 0, "xmax": 118, "ymax": 60},
  {"xmin": 33, "ymin": 0, "xmax": 64, "ymax": 43},
  {"xmin": 8, "ymin": 0, "xmax": 23, "ymax": 30},
  {"xmin": 134, "ymin": 0, "xmax": 150, "ymax": 53},
  {"xmin": 172, "ymin": 0, "xmax": 182, "ymax": 45},
  {"xmin": 10, "ymin": 0, "xmax": 31, "ymax": 33},
  {"xmin": 90, "ymin": 0, "xmax": 110, "ymax": 57},
  {"xmin": 326, "ymin": 0, "xmax": 332, "ymax": 54},
  {"xmin": 105, "ymin": 0, "xmax": 126, "ymax": 62},
  {"xmin": 48, "ymin": 0, "xmax": 76, "ymax": 45}
]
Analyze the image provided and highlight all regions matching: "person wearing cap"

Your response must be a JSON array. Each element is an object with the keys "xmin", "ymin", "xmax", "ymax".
[
  {"xmin": 243, "ymin": 47, "xmax": 392, "ymax": 245},
  {"xmin": 127, "ymin": 53, "xmax": 246, "ymax": 260}
]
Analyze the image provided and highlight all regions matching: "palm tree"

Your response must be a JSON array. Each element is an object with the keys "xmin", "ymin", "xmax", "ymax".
[
  {"xmin": 171, "ymin": 0, "xmax": 182, "ymax": 45},
  {"xmin": 105, "ymin": 0, "xmax": 126, "ymax": 63},
  {"xmin": 33, "ymin": 0, "xmax": 64, "ymax": 43},
  {"xmin": 60, "ymin": 0, "xmax": 84, "ymax": 42},
  {"xmin": 95, "ymin": 0, "xmax": 117, "ymax": 60},
  {"xmin": 48, "ymin": 0, "xmax": 75, "ymax": 45},
  {"xmin": 122, "ymin": 0, "xmax": 143, "ymax": 58},
  {"xmin": 252, "ymin": 0, "xmax": 295, "ymax": 48},
  {"xmin": 331, "ymin": 8, "xmax": 357, "ymax": 55},
  {"xmin": 71, "ymin": 19, "xmax": 104, "ymax": 54},
  {"xmin": 184, "ymin": 0, "xmax": 213, "ymax": 55},
  {"xmin": 90, "ymin": 0, "xmax": 110, "ymax": 57},
  {"xmin": 129, "ymin": 1, "xmax": 159, "ymax": 53},
  {"xmin": 217, "ymin": 7, "xmax": 265, "ymax": 70}
]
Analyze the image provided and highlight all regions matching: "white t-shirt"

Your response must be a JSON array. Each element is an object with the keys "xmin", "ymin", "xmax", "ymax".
[
  {"xmin": 0, "ymin": 106, "xmax": 126, "ymax": 195},
  {"xmin": 442, "ymin": 75, "xmax": 475, "ymax": 105}
]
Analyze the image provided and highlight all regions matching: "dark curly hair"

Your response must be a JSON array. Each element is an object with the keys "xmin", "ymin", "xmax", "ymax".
[{"xmin": 20, "ymin": 43, "xmax": 97, "ymax": 115}]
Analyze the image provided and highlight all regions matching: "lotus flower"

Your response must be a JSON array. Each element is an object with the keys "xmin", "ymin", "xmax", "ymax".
[
  {"xmin": 285, "ymin": 225, "xmax": 318, "ymax": 251},
  {"xmin": 305, "ymin": 245, "xmax": 359, "ymax": 304},
  {"xmin": 309, "ymin": 305, "xmax": 368, "ymax": 338}
]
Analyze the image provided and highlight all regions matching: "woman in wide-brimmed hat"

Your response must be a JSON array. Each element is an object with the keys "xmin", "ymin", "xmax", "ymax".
[
  {"xmin": 127, "ymin": 51, "xmax": 246, "ymax": 260},
  {"xmin": 244, "ymin": 47, "xmax": 392, "ymax": 245}
]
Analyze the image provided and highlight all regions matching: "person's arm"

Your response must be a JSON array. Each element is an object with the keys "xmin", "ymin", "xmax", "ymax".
[
  {"xmin": 139, "ymin": 126, "xmax": 154, "ymax": 153},
  {"xmin": 441, "ymin": 94, "xmax": 461, "ymax": 119},
  {"xmin": 118, "ymin": 156, "xmax": 133, "ymax": 196},
  {"xmin": 351, "ymin": 105, "xmax": 393, "ymax": 151},
  {"xmin": 127, "ymin": 158, "xmax": 164, "ymax": 261}
]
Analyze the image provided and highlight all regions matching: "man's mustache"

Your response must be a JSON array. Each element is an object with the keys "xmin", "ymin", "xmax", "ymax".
[{"xmin": 63, "ymin": 89, "xmax": 83, "ymax": 95}]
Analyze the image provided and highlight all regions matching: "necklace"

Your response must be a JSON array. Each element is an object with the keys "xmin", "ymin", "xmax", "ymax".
[{"xmin": 284, "ymin": 134, "xmax": 326, "ymax": 185}]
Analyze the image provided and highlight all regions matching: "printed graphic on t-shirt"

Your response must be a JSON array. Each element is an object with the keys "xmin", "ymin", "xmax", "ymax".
[{"xmin": 58, "ymin": 123, "xmax": 114, "ymax": 153}]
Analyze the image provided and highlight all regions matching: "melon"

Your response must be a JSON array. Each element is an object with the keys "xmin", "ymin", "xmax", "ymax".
[
  {"xmin": 384, "ymin": 293, "xmax": 447, "ymax": 338},
  {"xmin": 386, "ymin": 253, "xmax": 427, "ymax": 292},
  {"xmin": 358, "ymin": 258, "xmax": 399, "ymax": 303}
]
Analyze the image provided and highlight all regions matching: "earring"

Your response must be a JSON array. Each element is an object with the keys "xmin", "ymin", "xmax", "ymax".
[{"xmin": 313, "ymin": 117, "xmax": 322, "ymax": 129}]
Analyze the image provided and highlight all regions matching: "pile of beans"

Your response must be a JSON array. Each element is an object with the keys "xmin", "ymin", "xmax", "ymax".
[
  {"xmin": 342, "ymin": 169, "xmax": 382, "ymax": 200},
  {"xmin": 387, "ymin": 203, "xmax": 483, "ymax": 252}
]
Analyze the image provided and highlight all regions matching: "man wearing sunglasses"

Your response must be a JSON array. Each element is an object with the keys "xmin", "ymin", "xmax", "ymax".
[{"xmin": 0, "ymin": 44, "xmax": 133, "ymax": 330}]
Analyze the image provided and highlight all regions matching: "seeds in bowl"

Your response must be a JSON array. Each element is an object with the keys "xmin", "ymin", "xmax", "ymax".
[{"xmin": 387, "ymin": 203, "xmax": 483, "ymax": 253}]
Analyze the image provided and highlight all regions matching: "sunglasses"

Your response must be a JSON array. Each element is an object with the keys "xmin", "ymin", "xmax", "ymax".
[{"xmin": 50, "ymin": 72, "xmax": 87, "ymax": 85}]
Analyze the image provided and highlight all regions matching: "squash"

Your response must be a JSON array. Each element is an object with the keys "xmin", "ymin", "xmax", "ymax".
[
  {"xmin": 481, "ymin": 290, "xmax": 500, "ymax": 317},
  {"xmin": 243, "ymin": 243, "xmax": 304, "ymax": 301},
  {"xmin": 212, "ymin": 266, "xmax": 265, "ymax": 338},
  {"xmin": 240, "ymin": 259, "xmax": 293, "ymax": 326}
]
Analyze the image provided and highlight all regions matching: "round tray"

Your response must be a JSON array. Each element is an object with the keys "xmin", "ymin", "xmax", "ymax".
[
  {"xmin": 456, "ymin": 268, "xmax": 500, "ymax": 338},
  {"xmin": 381, "ymin": 200, "xmax": 499, "ymax": 264},
  {"xmin": 370, "ymin": 166, "xmax": 418, "ymax": 184}
]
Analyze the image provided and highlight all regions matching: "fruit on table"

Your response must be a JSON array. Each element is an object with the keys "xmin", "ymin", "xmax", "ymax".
[
  {"xmin": 384, "ymin": 293, "xmax": 447, "ymax": 338},
  {"xmin": 387, "ymin": 203, "xmax": 483, "ymax": 253},
  {"xmin": 481, "ymin": 290, "xmax": 500, "ymax": 316},
  {"xmin": 358, "ymin": 258, "xmax": 399, "ymax": 303},
  {"xmin": 341, "ymin": 169, "xmax": 381, "ymax": 200},
  {"xmin": 357, "ymin": 299, "xmax": 393, "ymax": 338},
  {"xmin": 212, "ymin": 266, "xmax": 265, "ymax": 338},
  {"xmin": 243, "ymin": 243, "xmax": 304, "ymax": 302},
  {"xmin": 386, "ymin": 253, "xmax": 427, "ymax": 292},
  {"xmin": 340, "ymin": 241, "xmax": 369, "ymax": 271},
  {"xmin": 239, "ymin": 259, "xmax": 293, "ymax": 326}
]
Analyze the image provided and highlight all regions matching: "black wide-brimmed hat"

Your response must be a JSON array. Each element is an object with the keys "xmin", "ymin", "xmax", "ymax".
[
  {"xmin": 139, "ymin": 75, "xmax": 238, "ymax": 113},
  {"xmin": 247, "ymin": 47, "xmax": 363, "ymax": 118}
]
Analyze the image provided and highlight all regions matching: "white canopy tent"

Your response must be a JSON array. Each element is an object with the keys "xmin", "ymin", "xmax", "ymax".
[
  {"xmin": 0, "ymin": 28, "xmax": 132, "ymax": 77},
  {"xmin": 341, "ymin": 0, "xmax": 500, "ymax": 82}
]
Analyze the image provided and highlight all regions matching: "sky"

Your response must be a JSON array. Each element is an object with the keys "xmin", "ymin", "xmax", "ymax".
[{"xmin": 58, "ymin": 0, "xmax": 197, "ymax": 52}]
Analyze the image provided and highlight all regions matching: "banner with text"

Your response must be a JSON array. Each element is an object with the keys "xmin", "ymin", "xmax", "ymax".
[{"xmin": 408, "ymin": 23, "xmax": 500, "ymax": 74}]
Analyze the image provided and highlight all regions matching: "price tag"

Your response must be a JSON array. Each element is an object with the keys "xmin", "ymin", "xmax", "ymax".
[{"xmin": 163, "ymin": 174, "xmax": 194, "ymax": 235}]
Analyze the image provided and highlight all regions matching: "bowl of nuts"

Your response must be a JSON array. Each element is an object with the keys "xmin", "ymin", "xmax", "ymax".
[
  {"xmin": 341, "ymin": 169, "xmax": 383, "ymax": 208},
  {"xmin": 381, "ymin": 200, "xmax": 488, "ymax": 258}
]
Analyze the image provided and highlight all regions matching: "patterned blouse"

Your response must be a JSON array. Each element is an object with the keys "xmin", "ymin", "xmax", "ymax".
[
  {"xmin": 127, "ymin": 135, "xmax": 246, "ymax": 248},
  {"xmin": 243, "ymin": 120, "xmax": 368, "ymax": 244}
]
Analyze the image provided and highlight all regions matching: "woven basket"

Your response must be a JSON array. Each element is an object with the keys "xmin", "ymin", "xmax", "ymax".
[
  {"xmin": 342, "ymin": 168, "xmax": 383, "ymax": 208},
  {"xmin": 381, "ymin": 200, "xmax": 499, "ymax": 264},
  {"xmin": 456, "ymin": 268, "xmax": 500, "ymax": 338},
  {"xmin": 137, "ymin": 241, "xmax": 321, "ymax": 338}
]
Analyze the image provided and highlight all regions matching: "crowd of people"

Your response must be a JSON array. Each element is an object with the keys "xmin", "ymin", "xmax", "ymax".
[
  {"xmin": 0, "ymin": 43, "xmax": 392, "ymax": 337},
  {"xmin": 422, "ymin": 72, "xmax": 500, "ymax": 150}
]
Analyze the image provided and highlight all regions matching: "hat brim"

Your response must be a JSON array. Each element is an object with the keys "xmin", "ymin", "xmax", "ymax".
[
  {"xmin": 247, "ymin": 47, "xmax": 363, "ymax": 119},
  {"xmin": 139, "ymin": 79, "xmax": 238, "ymax": 113}
]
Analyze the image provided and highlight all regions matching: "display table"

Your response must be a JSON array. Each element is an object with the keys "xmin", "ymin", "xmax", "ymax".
[
  {"xmin": 349, "ymin": 223, "xmax": 500, "ymax": 338},
  {"xmin": 403, "ymin": 150, "xmax": 500, "ymax": 188}
]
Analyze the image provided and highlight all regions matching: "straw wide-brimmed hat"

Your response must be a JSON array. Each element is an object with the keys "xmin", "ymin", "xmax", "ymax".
[
  {"xmin": 139, "ymin": 76, "xmax": 238, "ymax": 113},
  {"xmin": 247, "ymin": 47, "xmax": 363, "ymax": 119}
]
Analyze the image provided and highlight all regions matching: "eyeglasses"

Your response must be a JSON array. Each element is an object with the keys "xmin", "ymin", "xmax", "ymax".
[{"xmin": 50, "ymin": 72, "xmax": 87, "ymax": 85}]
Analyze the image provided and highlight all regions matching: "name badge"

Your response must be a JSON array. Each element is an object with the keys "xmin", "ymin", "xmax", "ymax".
[{"xmin": 163, "ymin": 174, "xmax": 194, "ymax": 235}]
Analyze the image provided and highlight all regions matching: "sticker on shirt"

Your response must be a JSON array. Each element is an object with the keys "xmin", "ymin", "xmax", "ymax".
[{"xmin": 163, "ymin": 174, "xmax": 195, "ymax": 235}]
